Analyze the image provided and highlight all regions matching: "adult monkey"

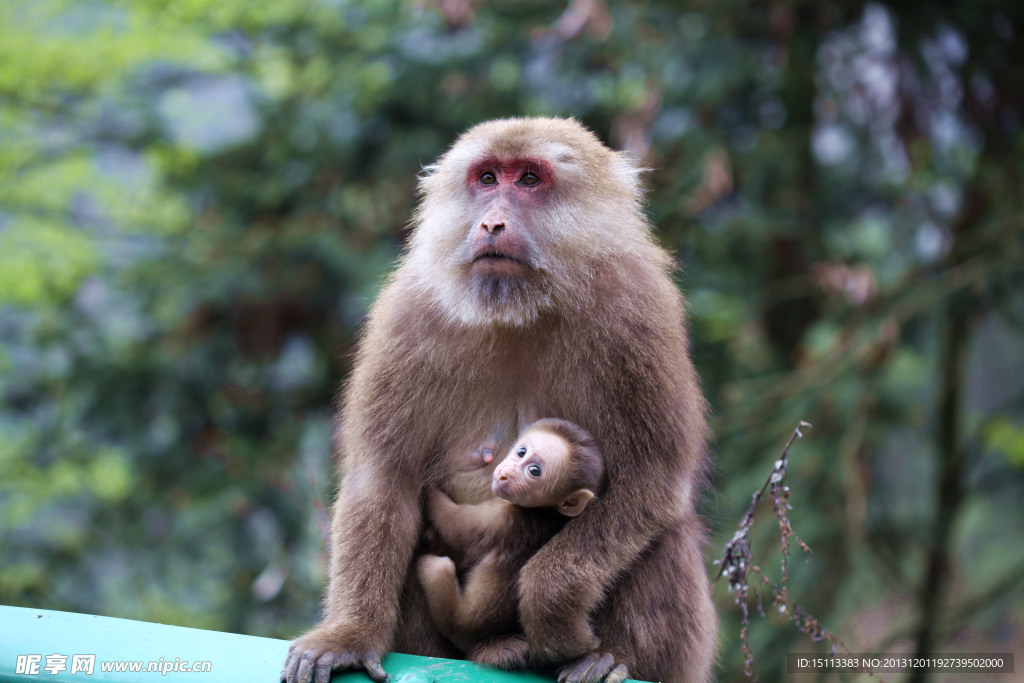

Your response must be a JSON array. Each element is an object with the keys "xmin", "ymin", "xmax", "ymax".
[{"xmin": 281, "ymin": 118, "xmax": 716, "ymax": 683}]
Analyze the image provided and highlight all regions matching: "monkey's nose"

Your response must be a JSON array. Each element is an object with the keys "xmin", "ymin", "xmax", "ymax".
[{"xmin": 481, "ymin": 220, "xmax": 505, "ymax": 235}]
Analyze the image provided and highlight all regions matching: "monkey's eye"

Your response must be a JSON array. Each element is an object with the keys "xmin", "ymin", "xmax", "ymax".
[
  {"xmin": 516, "ymin": 446, "xmax": 527, "ymax": 458},
  {"xmin": 480, "ymin": 171, "xmax": 497, "ymax": 185},
  {"xmin": 519, "ymin": 171, "xmax": 539, "ymax": 187},
  {"xmin": 527, "ymin": 464, "xmax": 541, "ymax": 478}
]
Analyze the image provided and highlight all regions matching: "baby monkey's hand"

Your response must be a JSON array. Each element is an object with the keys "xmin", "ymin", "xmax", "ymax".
[{"xmin": 424, "ymin": 486, "xmax": 455, "ymax": 525}]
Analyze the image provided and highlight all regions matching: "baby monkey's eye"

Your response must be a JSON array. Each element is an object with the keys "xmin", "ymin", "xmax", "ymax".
[
  {"xmin": 516, "ymin": 446, "xmax": 527, "ymax": 457},
  {"xmin": 527, "ymin": 464, "xmax": 542, "ymax": 478}
]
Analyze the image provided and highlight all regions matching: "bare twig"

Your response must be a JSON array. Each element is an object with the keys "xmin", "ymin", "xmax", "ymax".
[
  {"xmin": 713, "ymin": 422, "xmax": 877, "ymax": 680},
  {"xmin": 713, "ymin": 420, "xmax": 811, "ymax": 585}
]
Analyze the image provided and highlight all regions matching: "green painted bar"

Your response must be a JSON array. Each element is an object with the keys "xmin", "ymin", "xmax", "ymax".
[{"xmin": 0, "ymin": 607, "xmax": 645, "ymax": 683}]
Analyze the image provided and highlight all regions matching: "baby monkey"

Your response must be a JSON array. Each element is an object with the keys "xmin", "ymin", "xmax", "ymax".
[{"xmin": 417, "ymin": 418, "xmax": 605, "ymax": 666}]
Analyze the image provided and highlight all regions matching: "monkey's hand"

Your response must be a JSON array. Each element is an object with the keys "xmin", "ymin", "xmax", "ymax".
[
  {"xmin": 280, "ymin": 624, "xmax": 388, "ymax": 683},
  {"xmin": 557, "ymin": 651, "xmax": 630, "ymax": 683},
  {"xmin": 424, "ymin": 486, "xmax": 456, "ymax": 523},
  {"xmin": 522, "ymin": 601, "xmax": 630, "ymax": 683}
]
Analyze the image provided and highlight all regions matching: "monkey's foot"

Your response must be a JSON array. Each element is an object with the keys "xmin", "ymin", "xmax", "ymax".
[
  {"xmin": 281, "ymin": 626, "xmax": 388, "ymax": 683},
  {"xmin": 557, "ymin": 652, "xmax": 629, "ymax": 683},
  {"xmin": 417, "ymin": 554, "xmax": 457, "ymax": 590},
  {"xmin": 469, "ymin": 635, "xmax": 531, "ymax": 670}
]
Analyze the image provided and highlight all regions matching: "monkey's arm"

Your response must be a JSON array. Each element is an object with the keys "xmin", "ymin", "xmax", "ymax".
[
  {"xmin": 519, "ymin": 325, "xmax": 706, "ymax": 679},
  {"xmin": 427, "ymin": 488, "xmax": 514, "ymax": 548},
  {"xmin": 282, "ymin": 299, "xmax": 441, "ymax": 683},
  {"xmin": 520, "ymin": 484, "xmax": 680, "ymax": 683},
  {"xmin": 282, "ymin": 456, "xmax": 422, "ymax": 683}
]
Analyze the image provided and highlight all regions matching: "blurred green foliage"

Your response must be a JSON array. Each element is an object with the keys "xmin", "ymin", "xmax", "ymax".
[{"xmin": 1, "ymin": 0, "xmax": 1022, "ymax": 679}]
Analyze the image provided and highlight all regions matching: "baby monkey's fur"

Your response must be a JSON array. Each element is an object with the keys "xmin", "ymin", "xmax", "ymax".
[{"xmin": 419, "ymin": 419, "xmax": 604, "ymax": 660}]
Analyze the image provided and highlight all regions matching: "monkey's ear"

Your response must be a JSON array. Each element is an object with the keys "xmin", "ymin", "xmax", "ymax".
[{"xmin": 558, "ymin": 489, "xmax": 596, "ymax": 517}]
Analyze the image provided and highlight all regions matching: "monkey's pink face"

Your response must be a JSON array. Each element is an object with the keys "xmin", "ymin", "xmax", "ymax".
[
  {"xmin": 464, "ymin": 157, "xmax": 555, "ymax": 279},
  {"xmin": 409, "ymin": 118, "xmax": 645, "ymax": 327},
  {"xmin": 491, "ymin": 429, "xmax": 567, "ymax": 508}
]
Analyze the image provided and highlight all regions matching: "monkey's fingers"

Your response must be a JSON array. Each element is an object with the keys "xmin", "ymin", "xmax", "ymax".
[
  {"xmin": 316, "ymin": 651, "xmax": 369, "ymax": 683},
  {"xmin": 557, "ymin": 652, "xmax": 599, "ymax": 683},
  {"xmin": 312, "ymin": 652, "xmax": 359, "ymax": 683},
  {"xmin": 281, "ymin": 648, "xmax": 384, "ymax": 683},
  {"xmin": 360, "ymin": 652, "xmax": 389, "ymax": 682},
  {"xmin": 313, "ymin": 658, "xmax": 335, "ymax": 683},
  {"xmin": 558, "ymin": 651, "xmax": 619, "ymax": 683},
  {"xmin": 605, "ymin": 664, "xmax": 629, "ymax": 683},
  {"xmin": 279, "ymin": 652, "xmax": 297, "ymax": 683},
  {"xmin": 295, "ymin": 653, "xmax": 317, "ymax": 683},
  {"xmin": 306, "ymin": 651, "xmax": 384, "ymax": 683},
  {"xmin": 281, "ymin": 643, "xmax": 326, "ymax": 683},
  {"xmin": 582, "ymin": 652, "xmax": 617, "ymax": 682}
]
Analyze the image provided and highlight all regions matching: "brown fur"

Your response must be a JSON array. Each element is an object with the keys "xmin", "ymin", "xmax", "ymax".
[
  {"xmin": 418, "ymin": 420, "xmax": 603, "ymax": 657},
  {"xmin": 281, "ymin": 118, "xmax": 716, "ymax": 683}
]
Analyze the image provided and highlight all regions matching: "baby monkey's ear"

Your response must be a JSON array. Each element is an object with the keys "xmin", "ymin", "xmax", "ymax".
[{"xmin": 558, "ymin": 489, "xmax": 596, "ymax": 517}]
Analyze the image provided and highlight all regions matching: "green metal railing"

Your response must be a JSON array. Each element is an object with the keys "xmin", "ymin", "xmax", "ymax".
[{"xmin": 0, "ymin": 606, "xmax": 642, "ymax": 682}]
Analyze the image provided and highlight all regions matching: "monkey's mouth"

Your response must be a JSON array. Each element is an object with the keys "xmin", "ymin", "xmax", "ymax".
[
  {"xmin": 491, "ymin": 478, "xmax": 514, "ymax": 500},
  {"xmin": 473, "ymin": 249, "xmax": 527, "ymax": 266},
  {"xmin": 471, "ymin": 249, "xmax": 529, "ymax": 276}
]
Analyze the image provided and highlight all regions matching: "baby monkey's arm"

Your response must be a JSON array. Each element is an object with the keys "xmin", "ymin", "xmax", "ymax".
[{"xmin": 426, "ymin": 488, "xmax": 514, "ymax": 548}]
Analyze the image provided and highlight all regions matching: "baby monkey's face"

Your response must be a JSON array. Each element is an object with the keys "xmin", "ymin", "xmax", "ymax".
[{"xmin": 491, "ymin": 429, "xmax": 569, "ymax": 508}]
